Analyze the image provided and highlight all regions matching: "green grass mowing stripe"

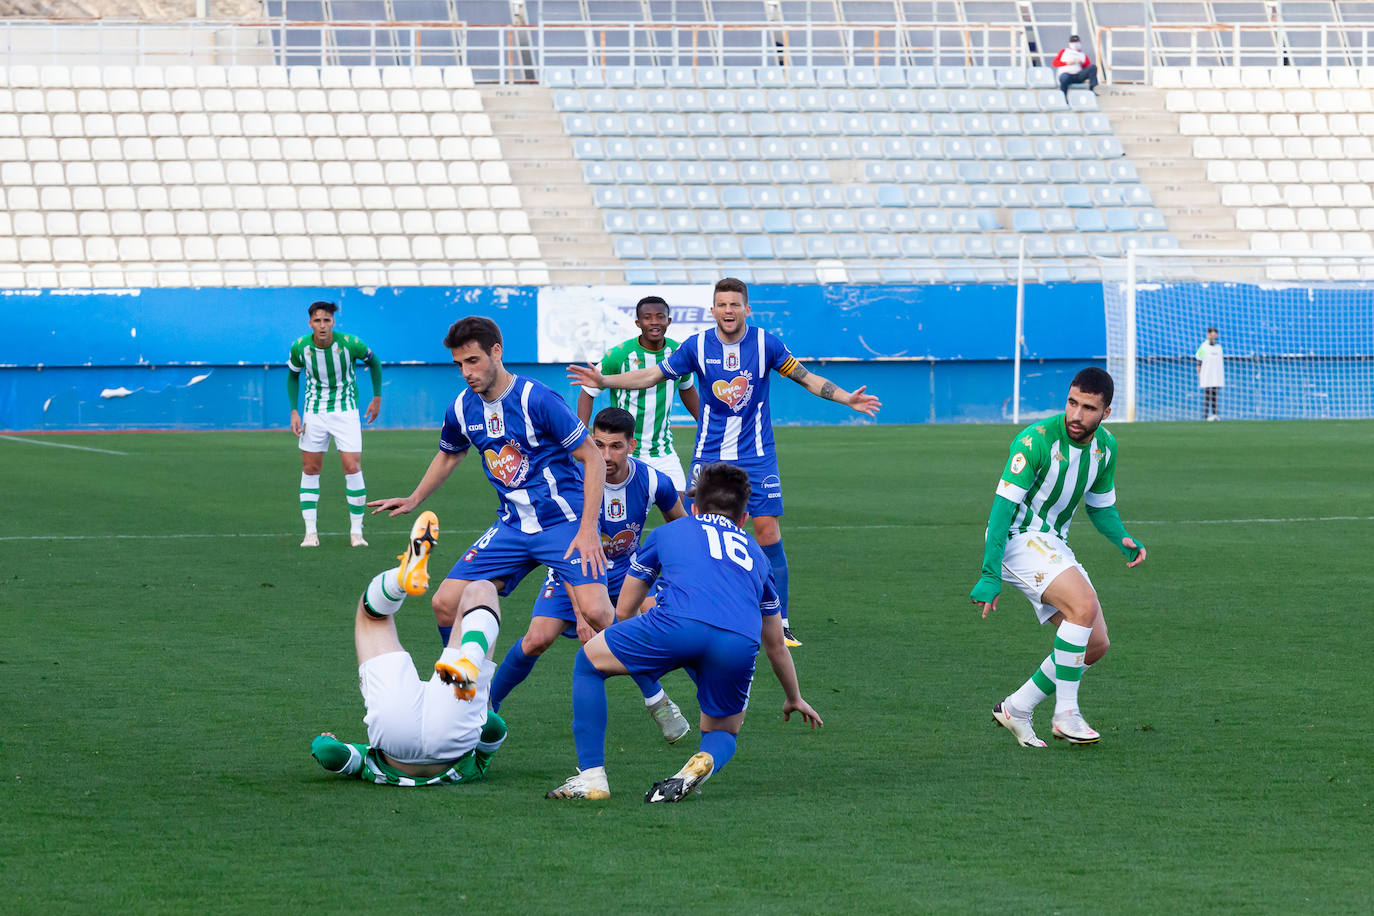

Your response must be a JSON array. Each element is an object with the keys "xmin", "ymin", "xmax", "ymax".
[{"xmin": 2, "ymin": 422, "xmax": 1371, "ymax": 912}]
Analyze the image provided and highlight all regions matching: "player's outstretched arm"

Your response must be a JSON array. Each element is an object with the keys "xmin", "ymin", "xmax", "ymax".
[
  {"xmin": 781, "ymin": 361, "xmax": 882, "ymax": 417},
  {"xmin": 564, "ymin": 438, "xmax": 608, "ymax": 578},
  {"xmin": 761, "ymin": 614, "xmax": 823, "ymax": 728},
  {"xmin": 971, "ymin": 496, "xmax": 1018, "ymax": 618},
  {"xmin": 1085, "ymin": 504, "xmax": 1147, "ymax": 567},
  {"xmin": 368, "ymin": 449, "xmax": 465, "ymax": 516},
  {"xmin": 567, "ymin": 362, "xmax": 667, "ymax": 392}
]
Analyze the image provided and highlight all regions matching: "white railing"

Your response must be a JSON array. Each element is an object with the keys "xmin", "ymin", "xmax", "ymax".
[
  {"xmin": 0, "ymin": 19, "xmax": 1058, "ymax": 76},
  {"xmin": 1100, "ymin": 23, "xmax": 1374, "ymax": 84}
]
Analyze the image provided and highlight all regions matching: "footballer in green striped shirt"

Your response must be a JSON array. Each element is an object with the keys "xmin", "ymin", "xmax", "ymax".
[
  {"xmin": 970, "ymin": 368, "xmax": 1147, "ymax": 748},
  {"xmin": 577, "ymin": 296, "xmax": 700, "ymax": 493},
  {"xmin": 287, "ymin": 301, "xmax": 383, "ymax": 548}
]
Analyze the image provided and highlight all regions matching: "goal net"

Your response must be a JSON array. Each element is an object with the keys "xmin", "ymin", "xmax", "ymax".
[{"xmin": 1102, "ymin": 250, "xmax": 1374, "ymax": 421}]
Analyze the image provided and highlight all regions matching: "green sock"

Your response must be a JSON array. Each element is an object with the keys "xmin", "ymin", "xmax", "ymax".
[
  {"xmin": 311, "ymin": 734, "xmax": 367, "ymax": 775},
  {"xmin": 472, "ymin": 711, "xmax": 508, "ymax": 776}
]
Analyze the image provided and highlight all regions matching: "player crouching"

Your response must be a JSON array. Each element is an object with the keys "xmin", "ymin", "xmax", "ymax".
[
  {"xmin": 311, "ymin": 511, "xmax": 509, "ymax": 786},
  {"xmin": 546, "ymin": 463, "xmax": 822, "ymax": 803}
]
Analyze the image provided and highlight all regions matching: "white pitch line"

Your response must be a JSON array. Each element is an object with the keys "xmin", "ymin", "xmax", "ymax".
[
  {"xmin": 1, "ymin": 516, "xmax": 1369, "ymax": 543},
  {"xmin": 0, "ymin": 434, "xmax": 128, "ymax": 456}
]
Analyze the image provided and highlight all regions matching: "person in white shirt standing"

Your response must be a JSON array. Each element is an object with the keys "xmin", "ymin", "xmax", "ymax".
[
  {"xmin": 1053, "ymin": 34, "xmax": 1098, "ymax": 99},
  {"xmin": 1195, "ymin": 327, "xmax": 1225, "ymax": 421}
]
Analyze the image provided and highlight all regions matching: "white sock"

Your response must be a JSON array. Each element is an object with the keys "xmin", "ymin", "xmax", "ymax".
[
  {"xmin": 300, "ymin": 472, "xmax": 320, "ymax": 533},
  {"xmin": 363, "ymin": 567, "xmax": 406, "ymax": 617},
  {"xmin": 1008, "ymin": 654, "xmax": 1057, "ymax": 712},
  {"xmin": 1052, "ymin": 621, "xmax": 1093, "ymax": 715},
  {"xmin": 345, "ymin": 471, "xmax": 366, "ymax": 535},
  {"xmin": 456, "ymin": 606, "xmax": 500, "ymax": 665},
  {"xmin": 643, "ymin": 688, "xmax": 666, "ymax": 707}
]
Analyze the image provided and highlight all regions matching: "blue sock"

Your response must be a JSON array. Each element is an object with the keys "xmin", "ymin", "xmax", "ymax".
[
  {"xmin": 438, "ymin": 624, "xmax": 453, "ymax": 647},
  {"xmin": 631, "ymin": 673, "xmax": 664, "ymax": 702},
  {"xmin": 760, "ymin": 540, "xmax": 789, "ymax": 622},
  {"xmin": 699, "ymin": 729, "xmax": 738, "ymax": 773},
  {"xmin": 571, "ymin": 649, "xmax": 610, "ymax": 770},
  {"xmin": 489, "ymin": 641, "xmax": 539, "ymax": 713}
]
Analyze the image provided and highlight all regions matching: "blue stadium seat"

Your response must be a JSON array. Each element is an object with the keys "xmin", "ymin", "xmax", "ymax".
[
  {"xmin": 1005, "ymin": 137, "xmax": 1035, "ymax": 159},
  {"xmin": 810, "ymin": 113, "xmax": 841, "ymax": 136},
  {"xmin": 624, "ymin": 263, "xmax": 657, "ymax": 284},
  {"xmin": 695, "ymin": 67, "xmax": 725, "ymax": 88},
  {"xmin": 606, "ymin": 68, "xmax": 637, "ymax": 89},
  {"xmin": 1047, "ymin": 161, "xmax": 1077, "ymax": 183},
  {"xmin": 686, "ymin": 114, "xmax": 715, "ymax": 137},
  {"xmin": 781, "ymin": 185, "xmax": 813, "ymax": 207},
  {"xmin": 844, "ymin": 185, "xmax": 875, "ymax": 208},
  {"xmin": 738, "ymin": 160, "xmax": 768, "ymax": 183},
  {"xmin": 676, "ymin": 161, "xmax": 708, "ymax": 184},
  {"xmin": 762, "ymin": 210, "xmax": 792, "ymax": 233},
  {"xmin": 1042, "ymin": 209, "xmax": 1074, "ymax": 232},
  {"xmin": 793, "ymin": 209, "xmax": 824, "ymax": 233},
  {"xmin": 1062, "ymin": 185, "xmax": 1092, "ymax": 208},
  {"xmin": 889, "ymin": 90, "xmax": 921, "ymax": 113},
  {"xmin": 931, "ymin": 113, "xmax": 960, "ymax": 135},
  {"xmin": 583, "ymin": 162, "xmax": 613, "ymax": 184},
  {"xmin": 786, "ymin": 67, "xmax": 817, "ymax": 88},
  {"xmin": 767, "ymin": 89, "xmax": 800, "ymax": 112},
  {"xmin": 646, "ymin": 90, "xmax": 676, "ymax": 112},
  {"xmin": 864, "ymin": 162, "xmax": 894, "ymax": 183},
  {"xmin": 913, "ymin": 137, "xmax": 942, "ymax": 159},
  {"xmin": 962, "ymin": 113, "xmax": 992, "ymax": 135},
  {"xmin": 593, "ymin": 187, "xmax": 624, "ymax": 208},
  {"xmin": 1000, "ymin": 186, "xmax": 1030, "ymax": 207},
  {"xmin": 829, "ymin": 90, "xmax": 860, "ymax": 112},
  {"xmin": 1078, "ymin": 161, "xmax": 1109, "ymax": 183},
  {"xmin": 848, "ymin": 67, "xmax": 879, "ymax": 89},
  {"xmin": 1039, "ymin": 260, "xmax": 1073, "ymax": 282},
  {"xmin": 901, "ymin": 112, "xmax": 932, "ymax": 134},
  {"xmin": 1082, "ymin": 113, "xmax": 1111, "ymax": 135},
  {"xmin": 1064, "ymin": 137, "xmax": 1095, "ymax": 159},
  {"xmin": 710, "ymin": 235, "xmax": 742, "ymax": 259},
  {"xmin": 719, "ymin": 186, "xmax": 749, "ymax": 208},
  {"xmin": 949, "ymin": 89, "xmax": 978, "ymax": 112},
  {"xmin": 616, "ymin": 90, "xmax": 646, "ymax": 111},
  {"xmin": 799, "ymin": 89, "xmax": 828, "ymax": 112},
  {"xmin": 949, "ymin": 211, "xmax": 979, "ymax": 232},
  {"xmin": 596, "ymin": 114, "xmax": 627, "ymax": 135},
  {"xmin": 839, "ymin": 114, "xmax": 869, "ymax": 135},
  {"xmin": 1104, "ymin": 208, "xmax": 1137, "ymax": 231},
  {"xmin": 1109, "ymin": 161, "xmax": 1140, "ymax": 183},
  {"xmin": 1097, "ymin": 137, "xmax": 1125, "ymax": 159},
  {"xmin": 1123, "ymin": 185, "xmax": 1153, "ymax": 206},
  {"xmin": 919, "ymin": 89, "xmax": 950, "ymax": 112},
  {"xmin": 852, "ymin": 137, "xmax": 883, "ymax": 159},
  {"xmin": 919, "ymin": 210, "xmax": 951, "ymax": 232},
  {"xmin": 545, "ymin": 67, "xmax": 575, "ymax": 88},
  {"xmin": 1075, "ymin": 210, "xmax": 1107, "ymax": 232},
  {"xmin": 625, "ymin": 186, "xmax": 656, "ymax": 208},
  {"xmin": 698, "ymin": 211, "xmax": 729, "ymax": 232},
  {"xmin": 759, "ymin": 137, "xmax": 788, "ymax": 159},
  {"xmin": 1038, "ymin": 90, "xmax": 1069, "ymax": 111},
  {"xmin": 900, "ymin": 235, "xmax": 933, "ymax": 258},
  {"xmin": 1136, "ymin": 208, "xmax": 1167, "ymax": 230},
  {"xmin": 667, "ymin": 210, "xmax": 698, "ymax": 233},
  {"xmin": 804, "ymin": 234, "xmax": 837, "ymax": 258},
  {"xmin": 825, "ymin": 210, "xmax": 858, "ymax": 232},
  {"xmin": 655, "ymin": 114, "xmax": 687, "ymax": 136},
  {"xmin": 908, "ymin": 66, "xmax": 938, "ymax": 88},
  {"xmin": 719, "ymin": 113, "xmax": 749, "ymax": 136},
  {"xmin": 707, "ymin": 162, "xmax": 739, "ymax": 184},
  {"xmin": 1093, "ymin": 185, "xmax": 1125, "ymax": 206},
  {"xmin": 1056, "ymin": 234, "xmax": 1088, "ymax": 256},
  {"xmin": 893, "ymin": 162, "xmax": 924, "ymax": 182},
  {"xmin": 867, "ymin": 235, "xmax": 901, "ymax": 258},
  {"xmin": 1021, "ymin": 112, "xmax": 1052, "ymax": 135},
  {"xmin": 963, "ymin": 235, "xmax": 996, "ymax": 258},
  {"xmin": 926, "ymin": 161, "xmax": 956, "ymax": 183},
  {"xmin": 860, "ymin": 90, "xmax": 890, "ymax": 113},
  {"xmin": 856, "ymin": 209, "xmax": 886, "ymax": 232},
  {"xmin": 553, "ymin": 89, "xmax": 584, "ymax": 111},
  {"xmin": 731, "ymin": 211, "xmax": 763, "ymax": 233},
  {"xmin": 1152, "ymin": 233, "xmax": 1180, "ymax": 249},
  {"xmin": 1035, "ymin": 137, "xmax": 1066, "ymax": 159},
  {"xmin": 993, "ymin": 235, "xmax": 1023, "ymax": 258},
  {"xmin": 906, "ymin": 186, "xmax": 938, "ymax": 207},
  {"xmin": 876, "ymin": 137, "xmax": 909, "ymax": 160},
  {"xmin": 604, "ymin": 138, "xmax": 635, "ymax": 160},
  {"xmin": 1069, "ymin": 91, "xmax": 1099, "ymax": 111},
  {"xmin": 751, "ymin": 186, "xmax": 782, "ymax": 208},
  {"xmin": 564, "ymin": 113, "xmax": 595, "ymax": 136},
  {"xmin": 958, "ymin": 161, "xmax": 988, "ymax": 183},
  {"xmin": 1025, "ymin": 236, "xmax": 1057, "ymax": 257},
  {"xmin": 678, "ymin": 90, "xmax": 707, "ymax": 112},
  {"xmin": 636, "ymin": 211, "xmax": 667, "ymax": 234},
  {"xmin": 687, "ymin": 186, "xmax": 719, "ymax": 208},
  {"xmin": 747, "ymin": 112, "xmax": 778, "ymax": 135},
  {"xmin": 1086, "ymin": 235, "xmax": 1120, "ymax": 257},
  {"xmin": 1013, "ymin": 210, "xmax": 1045, "ymax": 232},
  {"xmin": 834, "ymin": 234, "xmax": 866, "ymax": 258},
  {"xmin": 573, "ymin": 137, "xmax": 604, "ymax": 159},
  {"xmin": 636, "ymin": 138, "xmax": 668, "ymax": 160},
  {"xmin": 678, "ymin": 235, "xmax": 709, "ymax": 259},
  {"xmin": 979, "ymin": 90, "xmax": 1009, "ymax": 112},
  {"xmin": 636, "ymin": 67, "xmax": 666, "ymax": 88},
  {"xmin": 1009, "ymin": 90, "xmax": 1038, "ymax": 111},
  {"xmin": 1017, "ymin": 162, "xmax": 1049, "ymax": 183},
  {"xmin": 876, "ymin": 185, "xmax": 906, "ymax": 207},
  {"xmin": 800, "ymin": 161, "xmax": 830, "ymax": 183},
  {"xmin": 877, "ymin": 66, "xmax": 906, "ymax": 88},
  {"xmin": 1029, "ymin": 185, "xmax": 1061, "ymax": 206},
  {"xmin": 968, "ymin": 66, "xmax": 998, "ymax": 88},
  {"xmin": 665, "ymin": 137, "xmax": 695, "ymax": 159},
  {"xmin": 970, "ymin": 186, "xmax": 999, "ymax": 207},
  {"xmin": 996, "ymin": 67, "xmax": 1030, "ymax": 88},
  {"xmin": 937, "ymin": 66, "xmax": 967, "ymax": 88},
  {"xmin": 931, "ymin": 235, "xmax": 962, "ymax": 258},
  {"xmin": 974, "ymin": 137, "xmax": 1004, "ymax": 159},
  {"xmin": 1052, "ymin": 112, "xmax": 1083, "ymax": 135},
  {"xmin": 986, "ymin": 162, "xmax": 1016, "ymax": 183},
  {"xmin": 888, "ymin": 210, "xmax": 918, "ymax": 231},
  {"xmin": 657, "ymin": 186, "xmax": 686, "ymax": 208},
  {"xmin": 613, "ymin": 236, "xmax": 646, "ymax": 258},
  {"xmin": 726, "ymin": 67, "xmax": 756, "ymax": 88},
  {"xmin": 646, "ymin": 236, "xmax": 677, "ymax": 258},
  {"xmin": 751, "ymin": 67, "xmax": 783, "ymax": 88},
  {"xmin": 871, "ymin": 113, "xmax": 902, "ymax": 136},
  {"xmin": 813, "ymin": 185, "xmax": 843, "ymax": 208},
  {"xmin": 585, "ymin": 89, "xmax": 616, "ymax": 111},
  {"xmin": 774, "ymin": 236, "xmax": 806, "ymax": 259}
]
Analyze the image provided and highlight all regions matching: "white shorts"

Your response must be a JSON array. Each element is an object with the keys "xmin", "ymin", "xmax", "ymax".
[
  {"xmin": 299, "ymin": 408, "xmax": 362, "ymax": 454},
  {"xmin": 640, "ymin": 452, "xmax": 687, "ymax": 492},
  {"xmin": 1001, "ymin": 531, "xmax": 1095, "ymax": 625},
  {"xmin": 357, "ymin": 650, "xmax": 496, "ymax": 764}
]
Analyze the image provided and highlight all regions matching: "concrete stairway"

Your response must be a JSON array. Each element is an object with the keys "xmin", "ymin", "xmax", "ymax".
[
  {"xmin": 1098, "ymin": 85, "xmax": 1248, "ymax": 250},
  {"xmin": 482, "ymin": 84, "xmax": 622, "ymax": 284}
]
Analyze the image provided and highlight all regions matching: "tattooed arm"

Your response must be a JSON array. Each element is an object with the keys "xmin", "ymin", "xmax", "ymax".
[{"xmin": 780, "ymin": 360, "xmax": 882, "ymax": 417}]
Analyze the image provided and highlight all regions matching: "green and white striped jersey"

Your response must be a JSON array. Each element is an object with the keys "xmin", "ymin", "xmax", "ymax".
[
  {"xmin": 995, "ymin": 413, "xmax": 1118, "ymax": 541},
  {"xmin": 287, "ymin": 333, "xmax": 374, "ymax": 414},
  {"xmin": 586, "ymin": 337, "xmax": 695, "ymax": 459}
]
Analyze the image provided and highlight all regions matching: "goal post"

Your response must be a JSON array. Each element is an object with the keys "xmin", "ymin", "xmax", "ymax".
[{"xmin": 1102, "ymin": 250, "xmax": 1374, "ymax": 422}]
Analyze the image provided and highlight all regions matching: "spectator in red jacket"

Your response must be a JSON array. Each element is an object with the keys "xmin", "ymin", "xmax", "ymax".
[{"xmin": 1053, "ymin": 35, "xmax": 1098, "ymax": 99}]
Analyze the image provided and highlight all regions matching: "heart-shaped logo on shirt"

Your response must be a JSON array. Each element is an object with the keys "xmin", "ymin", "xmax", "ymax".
[
  {"xmin": 483, "ymin": 443, "xmax": 528, "ymax": 487},
  {"xmin": 711, "ymin": 375, "xmax": 751, "ymax": 411},
  {"xmin": 603, "ymin": 528, "xmax": 639, "ymax": 557}
]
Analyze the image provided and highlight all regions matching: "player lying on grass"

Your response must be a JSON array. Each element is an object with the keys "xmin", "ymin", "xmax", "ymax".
[
  {"xmin": 311, "ymin": 511, "xmax": 509, "ymax": 786},
  {"xmin": 546, "ymin": 462, "xmax": 822, "ymax": 803},
  {"xmin": 970, "ymin": 367, "xmax": 1148, "ymax": 747},
  {"xmin": 489, "ymin": 407, "xmax": 692, "ymax": 744}
]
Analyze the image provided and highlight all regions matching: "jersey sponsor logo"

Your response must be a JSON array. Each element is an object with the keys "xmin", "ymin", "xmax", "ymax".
[
  {"xmin": 711, "ymin": 373, "xmax": 754, "ymax": 412},
  {"xmin": 1050, "ymin": 441, "xmax": 1066, "ymax": 464},
  {"xmin": 705, "ymin": 358, "xmax": 722, "ymax": 365},
  {"xmin": 607, "ymin": 497, "xmax": 625, "ymax": 520},
  {"xmin": 602, "ymin": 524, "xmax": 642, "ymax": 557},
  {"xmin": 762, "ymin": 474, "xmax": 782, "ymax": 495},
  {"xmin": 466, "ymin": 424, "xmax": 484, "ymax": 433},
  {"xmin": 1020, "ymin": 435, "xmax": 1034, "ymax": 447},
  {"xmin": 1034, "ymin": 572, "xmax": 1045, "ymax": 585},
  {"xmin": 483, "ymin": 442, "xmax": 530, "ymax": 487},
  {"xmin": 1010, "ymin": 452, "xmax": 1027, "ymax": 474}
]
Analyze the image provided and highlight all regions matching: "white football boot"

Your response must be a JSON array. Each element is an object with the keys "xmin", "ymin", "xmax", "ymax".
[
  {"xmin": 992, "ymin": 701, "xmax": 1047, "ymax": 748},
  {"xmin": 1051, "ymin": 710, "xmax": 1101, "ymax": 744}
]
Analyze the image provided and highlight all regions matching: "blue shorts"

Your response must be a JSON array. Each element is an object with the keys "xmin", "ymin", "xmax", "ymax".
[
  {"xmin": 690, "ymin": 454, "xmax": 784, "ymax": 519},
  {"xmin": 447, "ymin": 519, "xmax": 607, "ymax": 597},
  {"xmin": 531, "ymin": 569, "xmax": 637, "ymax": 639},
  {"xmin": 602, "ymin": 611, "xmax": 759, "ymax": 718}
]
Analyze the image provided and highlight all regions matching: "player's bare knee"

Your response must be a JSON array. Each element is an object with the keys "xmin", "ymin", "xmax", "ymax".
[
  {"xmin": 431, "ymin": 587, "xmax": 461, "ymax": 627},
  {"xmin": 301, "ymin": 453, "xmax": 323, "ymax": 475},
  {"xmin": 340, "ymin": 454, "xmax": 362, "ymax": 474},
  {"xmin": 459, "ymin": 579, "xmax": 501, "ymax": 621},
  {"xmin": 521, "ymin": 629, "xmax": 556, "ymax": 655}
]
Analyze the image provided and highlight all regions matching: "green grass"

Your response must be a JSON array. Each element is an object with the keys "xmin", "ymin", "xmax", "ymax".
[{"xmin": 2, "ymin": 422, "xmax": 1372, "ymax": 913}]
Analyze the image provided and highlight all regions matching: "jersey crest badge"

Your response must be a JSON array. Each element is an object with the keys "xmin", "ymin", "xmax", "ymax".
[
  {"xmin": 711, "ymin": 371, "xmax": 754, "ymax": 412},
  {"xmin": 725, "ymin": 349, "xmax": 740, "ymax": 371},
  {"xmin": 1010, "ymin": 452, "xmax": 1027, "ymax": 475},
  {"xmin": 607, "ymin": 497, "xmax": 625, "ymax": 521},
  {"xmin": 483, "ymin": 442, "xmax": 530, "ymax": 487},
  {"xmin": 486, "ymin": 412, "xmax": 504, "ymax": 437}
]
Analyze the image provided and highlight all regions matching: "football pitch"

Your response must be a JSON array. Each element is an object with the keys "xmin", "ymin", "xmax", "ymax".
[{"xmin": 2, "ymin": 420, "xmax": 1371, "ymax": 913}]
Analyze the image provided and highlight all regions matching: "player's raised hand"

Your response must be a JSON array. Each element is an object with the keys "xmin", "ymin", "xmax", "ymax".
[
  {"xmin": 1123, "ymin": 538, "xmax": 1148, "ymax": 568},
  {"xmin": 564, "ymin": 525, "xmax": 607, "ymax": 578},
  {"xmin": 783, "ymin": 697, "xmax": 824, "ymax": 729},
  {"xmin": 846, "ymin": 385, "xmax": 882, "ymax": 417},
  {"xmin": 567, "ymin": 363, "xmax": 604, "ymax": 389},
  {"xmin": 368, "ymin": 496, "xmax": 414, "ymax": 517}
]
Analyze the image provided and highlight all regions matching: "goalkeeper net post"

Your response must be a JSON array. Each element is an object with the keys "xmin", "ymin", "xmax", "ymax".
[{"xmin": 1103, "ymin": 249, "xmax": 1374, "ymax": 422}]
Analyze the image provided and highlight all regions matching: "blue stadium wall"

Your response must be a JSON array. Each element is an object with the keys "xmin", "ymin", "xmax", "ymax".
[{"xmin": 0, "ymin": 283, "xmax": 1105, "ymax": 431}]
